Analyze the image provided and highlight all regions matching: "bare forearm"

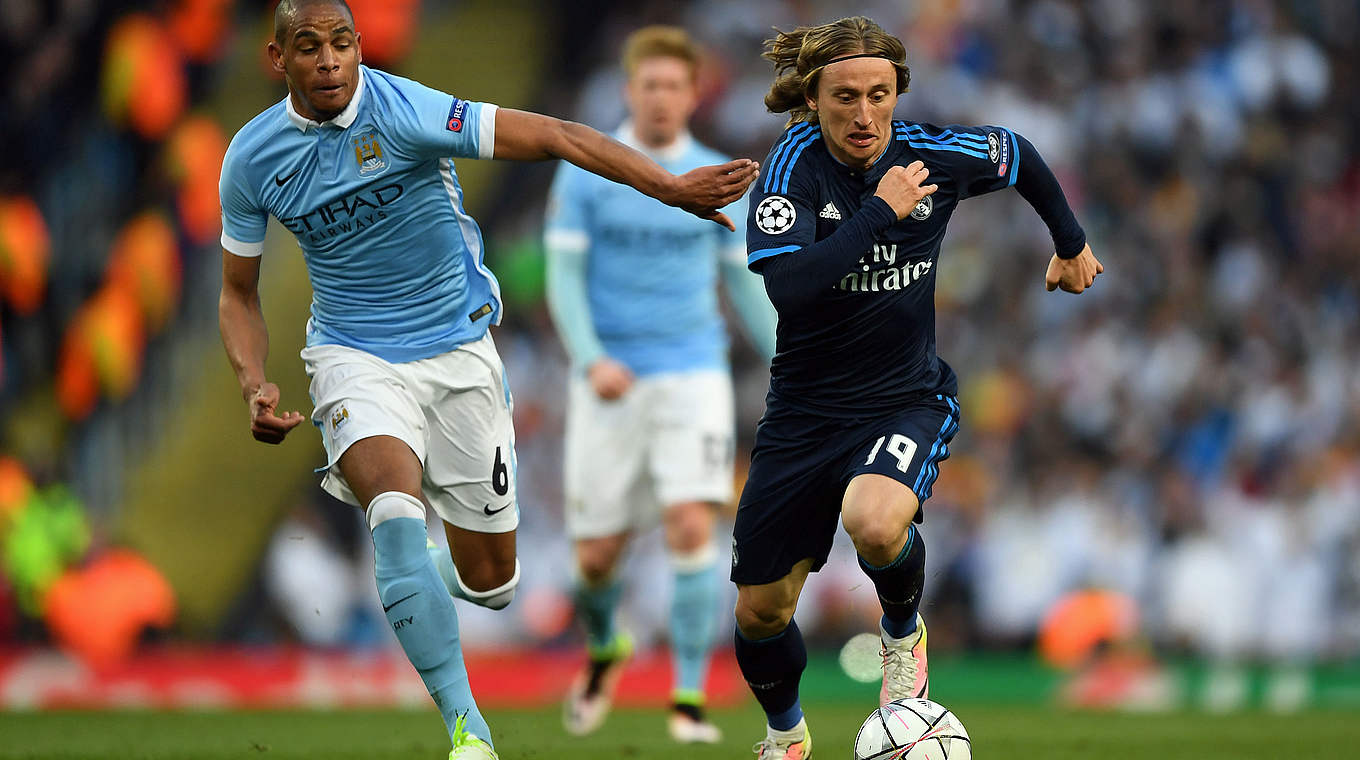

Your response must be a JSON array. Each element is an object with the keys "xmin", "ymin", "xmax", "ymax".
[{"xmin": 219, "ymin": 291, "xmax": 270, "ymax": 400}]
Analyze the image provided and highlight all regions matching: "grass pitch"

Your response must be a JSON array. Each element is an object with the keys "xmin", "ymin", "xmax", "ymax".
[{"xmin": 1, "ymin": 701, "xmax": 1354, "ymax": 759}]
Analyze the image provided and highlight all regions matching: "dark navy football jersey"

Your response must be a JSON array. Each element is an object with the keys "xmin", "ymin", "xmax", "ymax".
[{"xmin": 747, "ymin": 120, "xmax": 1020, "ymax": 416}]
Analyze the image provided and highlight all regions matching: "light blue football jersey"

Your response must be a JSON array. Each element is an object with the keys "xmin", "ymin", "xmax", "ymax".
[
  {"xmin": 544, "ymin": 125, "xmax": 749, "ymax": 375},
  {"xmin": 219, "ymin": 66, "xmax": 501, "ymax": 363}
]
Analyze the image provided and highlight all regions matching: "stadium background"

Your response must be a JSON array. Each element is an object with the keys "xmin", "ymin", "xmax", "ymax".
[{"xmin": 2, "ymin": 0, "xmax": 1359, "ymax": 729}]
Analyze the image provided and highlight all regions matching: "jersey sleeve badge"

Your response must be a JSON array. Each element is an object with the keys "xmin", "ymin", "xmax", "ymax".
[{"xmin": 755, "ymin": 195, "xmax": 797, "ymax": 235}]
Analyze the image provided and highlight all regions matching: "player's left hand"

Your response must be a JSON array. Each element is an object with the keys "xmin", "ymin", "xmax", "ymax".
[
  {"xmin": 666, "ymin": 159, "xmax": 761, "ymax": 230},
  {"xmin": 248, "ymin": 382, "xmax": 306, "ymax": 444},
  {"xmin": 1045, "ymin": 244, "xmax": 1103, "ymax": 294}
]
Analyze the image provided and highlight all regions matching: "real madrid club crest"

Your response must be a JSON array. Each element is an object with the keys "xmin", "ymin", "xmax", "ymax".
[
  {"xmin": 910, "ymin": 195, "xmax": 933, "ymax": 221},
  {"xmin": 353, "ymin": 130, "xmax": 388, "ymax": 177}
]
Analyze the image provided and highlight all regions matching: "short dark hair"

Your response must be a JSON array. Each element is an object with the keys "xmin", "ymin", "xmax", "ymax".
[{"xmin": 274, "ymin": 0, "xmax": 355, "ymax": 46}]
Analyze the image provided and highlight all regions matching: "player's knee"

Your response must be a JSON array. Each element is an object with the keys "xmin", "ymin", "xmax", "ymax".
[
  {"xmin": 663, "ymin": 501, "xmax": 715, "ymax": 553},
  {"xmin": 735, "ymin": 596, "xmax": 794, "ymax": 639},
  {"xmin": 575, "ymin": 537, "xmax": 625, "ymax": 584},
  {"xmin": 847, "ymin": 518, "xmax": 911, "ymax": 563},
  {"xmin": 454, "ymin": 559, "xmax": 519, "ymax": 610}
]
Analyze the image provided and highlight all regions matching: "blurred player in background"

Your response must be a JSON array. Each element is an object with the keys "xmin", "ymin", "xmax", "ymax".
[
  {"xmin": 732, "ymin": 16, "xmax": 1102, "ymax": 759},
  {"xmin": 216, "ymin": 2, "xmax": 757, "ymax": 758},
  {"xmin": 544, "ymin": 25, "xmax": 777, "ymax": 744}
]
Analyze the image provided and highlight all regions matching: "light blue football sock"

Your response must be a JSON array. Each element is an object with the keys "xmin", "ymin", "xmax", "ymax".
[
  {"xmin": 574, "ymin": 572, "xmax": 623, "ymax": 654},
  {"xmin": 669, "ymin": 544, "xmax": 720, "ymax": 698},
  {"xmin": 369, "ymin": 492, "xmax": 492, "ymax": 747}
]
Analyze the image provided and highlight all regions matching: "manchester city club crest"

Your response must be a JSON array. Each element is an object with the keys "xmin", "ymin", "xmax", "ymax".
[
  {"xmin": 353, "ymin": 130, "xmax": 389, "ymax": 177},
  {"xmin": 910, "ymin": 195, "xmax": 933, "ymax": 221}
]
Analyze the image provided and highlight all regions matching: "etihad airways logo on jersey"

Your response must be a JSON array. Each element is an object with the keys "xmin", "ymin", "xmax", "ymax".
[
  {"xmin": 836, "ymin": 243, "xmax": 933, "ymax": 293},
  {"xmin": 279, "ymin": 183, "xmax": 404, "ymax": 243}
]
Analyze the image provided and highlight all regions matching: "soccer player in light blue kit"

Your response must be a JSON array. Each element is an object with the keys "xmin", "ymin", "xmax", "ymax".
[
  {"xmin": 217, "ymin": 3, "xmax": 757, "ymax": 759},
  {"xmin": 544, "ymin": 26, "xmax": 777, "ymax": 744}
]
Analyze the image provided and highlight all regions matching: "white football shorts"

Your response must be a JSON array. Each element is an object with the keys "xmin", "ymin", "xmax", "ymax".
[
  {"xmin": 301, "ymin": 331, "xmax": 518, "ymax": 533},
  {"xmin": 564, "ymin": 367, "xmax": 734, "ymax": 539}
]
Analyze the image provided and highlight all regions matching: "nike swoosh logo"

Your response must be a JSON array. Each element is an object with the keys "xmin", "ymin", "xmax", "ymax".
[
  {"xmin": 274, "ymin": 167, "xmax": 302, "ymax": 186},
  {"xmin": 382, "ymin": 592, "xmax": 418, "ymax": 613},
  {"xmin": 483, "ymin": 502, "xmax": 512, "ymax": 516}
]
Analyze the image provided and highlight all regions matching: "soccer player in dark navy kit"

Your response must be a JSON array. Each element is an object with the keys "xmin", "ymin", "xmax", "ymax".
[{"xmin": 734, "ymin": 17, "xmax": 1103, "ymax": 760}]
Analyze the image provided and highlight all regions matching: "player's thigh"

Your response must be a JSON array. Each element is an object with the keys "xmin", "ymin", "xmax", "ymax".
[
  {"xmin": 842, "ymin": 394, "xmax": 961, "ymax": 531},
  {"xmin": 731, "ymin": 408, "xmax": 848, "ymax": 588},
  {"xmin": 442, "ymin": 522, "xmax": 517, "ymax": 592},
  {"xmin": 735, "ymin": 558, "xmax": 814, "ymax": 637},
  {"xmin": 841, "ymin": 474, "xmax": 919, "ymax": 557},
  {"xmin": 563, "ymin": 374, "xmax": 653, "ymax": 540},
  {"xmin": 649, "ymin": 369, "xmax": 736, "ymax": 508},
  {"xmin": 413, "ymin": 334, "xmax": 520, "ymax": 535},
  {"xmin": 301, "ymin": 344, "xmax": 429, "ymax": 509}
]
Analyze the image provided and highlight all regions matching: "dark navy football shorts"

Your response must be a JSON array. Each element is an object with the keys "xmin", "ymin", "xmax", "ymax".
[{"xmin": 730, "ymin": 393, "xmax": 960, "ymax": 586}]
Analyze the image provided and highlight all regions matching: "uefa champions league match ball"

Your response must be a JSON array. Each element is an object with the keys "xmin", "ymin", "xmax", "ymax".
[{"xmin": 853, "ymin": 698, "xmax": 971, "ymax": 760}]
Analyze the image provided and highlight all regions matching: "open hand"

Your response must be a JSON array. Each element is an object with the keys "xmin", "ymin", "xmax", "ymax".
[
  {"xmin": 248, "ymin": 382, "xmax": 306, "ymax": 444},
  {"xmin": 1045, "ymin": 244, "xmax": 1104, "ymax": 294},
  {"xmin": 666, "ymin": 159, "xmax": 760, "ymax": 230}
]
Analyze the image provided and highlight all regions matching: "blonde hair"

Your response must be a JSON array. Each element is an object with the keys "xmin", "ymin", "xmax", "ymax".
[
  {"xmin": 622, "ymin": 25, "xmax": 700, "ymax": 80},
  {"xmin": 763, "ymin": 16, "xmax": 910, "ymax": 126}
]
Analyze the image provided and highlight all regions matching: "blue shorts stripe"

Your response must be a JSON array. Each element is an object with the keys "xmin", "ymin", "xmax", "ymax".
[
  {"xmin": 764, "ymin": 123, "xmax": 816, "ymax": 193},
  {"xmin": 912, "ymin": 396, "xmax": 960, "ymax": 499}
]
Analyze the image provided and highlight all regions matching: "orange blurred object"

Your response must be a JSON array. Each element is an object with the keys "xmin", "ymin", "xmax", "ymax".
[
  {"xmin": 107, "ymin": 212, "xmax": 182, "ymax": 332},
  {"xmin": 102, "ymin": 15, "xmax": 188, "ymax": 140},
  {"xmin": 166, "ymin": 116, "xmax": 228, "ymax": 244},
  {"xmin": 56, "ymin": 323, "xmax": 100, "ymax": 421},
  {"xmin": 44, "ymin": 548, "xmax": 177, "ymax": 669},
  {"xmin": 0, "ymin": 195, "xmax": 51, "ymax": 315},
  {"xmin": 56, "ymin": 283, "xmax": 147, "ymax": 419},
  {"xmin": 349, "ymin": 0, "xmax": 421, "ymax": 66},
  {"xmin": 0, "ymin": 456, "xmax": 35, "ymax": 522},
  {"xmin": 166, "ymin": 0, "xmax": 234, "ymax": 63},
  {"xmin": 1038, "ymin": 589, "xmax": 1139, "ymax": 670}
]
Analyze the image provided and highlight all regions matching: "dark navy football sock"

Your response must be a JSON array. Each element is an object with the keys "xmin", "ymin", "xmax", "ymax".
[
  {"xmin": 858, "ymin": 523, "xmax": 925, "ymax": 639},
  {"xmin": 735, "ymin": 619, "xmax": 807, "ymax": 730}
]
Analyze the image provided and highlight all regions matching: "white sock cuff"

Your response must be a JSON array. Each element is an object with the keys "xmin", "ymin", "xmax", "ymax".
[
  {"xmin": 454, "ymin": 558, "xmax": 521, "ymax": 601},
  {"xmin": 366, "ymin": 491, "xmax": 426, "ymax": 530},
  {"xmin": 668, "ymin": 543, "xmax": 719, "ymax": 574}
]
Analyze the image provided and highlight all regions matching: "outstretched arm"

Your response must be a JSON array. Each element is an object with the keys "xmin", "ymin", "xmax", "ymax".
[
  {"xmin": 219, "ymin": 251, "xmax": 304, "ymax": 444},
  {"xmin": 493, "ymin": 109, "xmax": 758, "ymax": 230},
  {"xmin": 1011, "ymin": 135, "xmax": 1103, "ymax": 293}
]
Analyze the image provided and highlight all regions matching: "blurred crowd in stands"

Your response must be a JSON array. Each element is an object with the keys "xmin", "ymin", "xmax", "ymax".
[{"xmin": 4, "ymin": 0, "xmax": 1359, "ymax": 677}]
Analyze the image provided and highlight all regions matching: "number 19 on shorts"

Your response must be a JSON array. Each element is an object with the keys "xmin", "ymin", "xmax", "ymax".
[{"xmin": 865, "ymin": 434, "xmax": 918, "ymax": 472}]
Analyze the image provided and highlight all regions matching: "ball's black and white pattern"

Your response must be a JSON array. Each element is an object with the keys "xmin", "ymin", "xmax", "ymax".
[
  {"xmin": 853, "ymin": 698, "xmax": 971, "ymax": 760},
  {"xmin": 756, "ymin": 195, "xmax": 797, "ymax": 234}
]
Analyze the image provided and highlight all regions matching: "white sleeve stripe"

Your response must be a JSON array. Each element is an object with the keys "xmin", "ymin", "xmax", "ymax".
[
  {"xmin": 478, "ymin": 103, "xmax": 498, "ymax": 160},
  {"xmin": 544, "ymin": 229, "xmax": 589, "ymax": 252},
  {"xmin": 221, "ymin": 231, "xmax": 264, "ymax": 257},
  {"xmin": 723, "ymin": 242, "xmax": 748, "ymax": 264}
]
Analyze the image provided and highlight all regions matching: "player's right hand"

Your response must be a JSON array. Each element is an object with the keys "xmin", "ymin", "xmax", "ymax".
[
  {"xmin": 666, "ymin": 159, "xmax": 761, "ymax": 230},
  {"xmin": 587, "ymin": 358, "xmax": 634, "ymax": 401},
  {"xmin": 875, "ymin": 161, "xmax": 938, "ymax": 220},
  {"xmin": 247, "ymin": 382, "xmax": 306, "ymax": 444}
]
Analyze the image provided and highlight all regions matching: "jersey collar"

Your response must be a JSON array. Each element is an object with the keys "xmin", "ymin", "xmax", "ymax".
[
  {"xmin": 616, "ymin": 120, "xmax": 692, "ymax": 163},
  {"xmin": 285, "ymin": 67, "xmax": 367, "ymax": 132}
]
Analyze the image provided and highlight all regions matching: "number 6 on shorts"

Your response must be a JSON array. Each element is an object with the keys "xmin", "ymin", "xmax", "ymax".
[{"xmin": 864, "ymin": 433, "xmax": 918, "ymax": 473}]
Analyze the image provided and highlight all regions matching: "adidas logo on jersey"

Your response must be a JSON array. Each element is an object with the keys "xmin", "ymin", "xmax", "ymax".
[{"xmin": 819, "ymin": 202, "xmax": 842, "ymax": 220}]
